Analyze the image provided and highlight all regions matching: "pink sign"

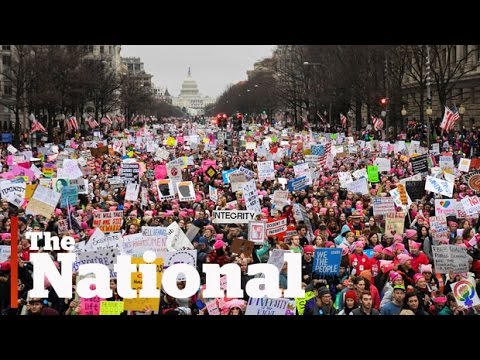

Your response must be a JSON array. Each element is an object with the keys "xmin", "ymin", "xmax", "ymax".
[
  {"xmin": 201, "ymin": 160, "xmax": 217, "ymax": 172},
  {"xmin": 155, "ymin": 165, "xmax": 167, "ymax": 179},
  {"xmin": 80, "ymin": 296, "xmax": 103, "ymax": 315}
]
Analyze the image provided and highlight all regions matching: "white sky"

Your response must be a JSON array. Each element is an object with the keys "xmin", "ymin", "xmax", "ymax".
[{"xmin": 121, "ymin": 45, "xmax": 276, "ymax": 99}]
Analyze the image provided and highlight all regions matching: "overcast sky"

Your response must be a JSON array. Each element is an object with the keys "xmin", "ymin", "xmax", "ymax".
[{"xmin": 121, "ymin": 45, "xmax": 276, "ymax": 99}]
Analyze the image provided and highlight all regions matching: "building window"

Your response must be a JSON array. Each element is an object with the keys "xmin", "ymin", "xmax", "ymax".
[
  {"xmin": 128, "ymin": 64, "xmax": 133, "ymax": 72},
  {"xmin": 100, "ymin": 46, "xmax": 104, "ymax": 54},
  {"xmin": 2, "ymin": 45, "xmax": 11, "ymax": 51},
  {"xmin": 458, "ymin": 88, "xmax": 464, "ymax": 102},
  {"xmin": 477, "ymin": 45, "xmax": 480, "ymax": 62},
  {"xmin": 134, "ymin": 64, "xmax": 141, "ymax": 72},
  {"xmin": 451, "ymin": 46, "xmax": 457, "ymax": 63},
  {"xmin": 463, "ymin": 45, "xmax": 469, "ymax": 60},
  {"xmin": 2, "ymin": 55, "xmax": 11, "ymax": 67},
  {"xmin": 4, "ymin": 85, "xmax": 12, "ymax": 95},
  {"xmin": 109, "ymin": 46, "xmax": 112, "ymax": 54},
  {"xmin": 472, "ymin": 87, "xmax": 476, "ymax": 103}
]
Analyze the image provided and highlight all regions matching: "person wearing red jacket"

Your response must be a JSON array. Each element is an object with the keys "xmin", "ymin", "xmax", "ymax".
[
  {"xmin": 409, "ymin": 241, "xmax": 430, "ymax": 272},
  {"xmin": 349, "ymin": 241, "xmax": 371, "ymax": 276}
]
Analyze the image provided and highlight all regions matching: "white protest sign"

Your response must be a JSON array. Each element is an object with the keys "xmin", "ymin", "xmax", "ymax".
[
  {"xmin": 338, "ymin": 172, "xmax": 353, "ymax": 188},
  {"xmin": 0, "ymin": 245, "xmax": 11, "ymax": 262},
  {"xmin": 245, "ymin": 297, "xmax": 289, "ymax": 315},
  {"xmin": 125, "ymin": 183, "xmax": 140, "ymax": 201},
  {"xmin": 166, "ymin": 221, "xmax": 194, "ymax": 251},
  {"xmin": 458, "ymin": 158, "xmax": 471, "ymax": 173},
  {"xmin": 257, "ymin": 161, "xmax": 275, "ymax": 181},
  {"xmin": 374, "ymin": 158, "xmax": 391, "ymax": 172},
  {"xmin": 461, "ymin": 195, "xmax": 480, "ymax": 216},
  {"xmin": 345, "ymin": 178, "xmax": 369, "ymax": 195},
  {"xmin": 352, "ymin": 168, "xmax": 367, "ymax": 180},
  {"xmin": 242, "ymin": 180, "xmax": 261, "ymax": 215},
  {"xmin": 209, "ymin": 185, "xmax": 218, "ymax": 203},
  {"xmin": 267, "ymin": 249, "xmax": 290, "ymax": 272},
  {"xmin": 425, "ymin": 176, "xmax": 454, "ymax": 197},
  {"xmin": 294, "ymin": 162, "xmax": 312, "ymax": 186},
  {"xmin": 435, "ymin": 199, "xmax": 457, "ymax": 217},
  {"xmin": 451, "ymin": 278, "xmax": 480, "ymax": 308},
  {"xmin": 7, "ymin": 145, "xmax": 18, "ymax": 154},
  {"xmin": 432, "ymin": 245, "xmax": 469, "ymax": 274},
  {"xmin": 212, "ymin": 210, "xmax": 256, "ymax": 224},
  {"xmin": 62, "ymin": 159, "xmax": 84, "ymax": 180},
  {"xmin": 26, "ymin": 185, "xmax": 61, "ymax": 218},
  {"xmin": 74, "ymin": 248, "xmax": 119, "ymax": 278}
]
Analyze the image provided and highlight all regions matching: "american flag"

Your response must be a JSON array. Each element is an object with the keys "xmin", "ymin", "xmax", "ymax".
[
  {"xmin": 65, "ymin": 116, "xmax": 79, "ymax": 133},
  {"xmin": 316, "ymin": 112, "xmax": 326, "ymax": 124},
  {"xmin": 372, "ymin": 116, "xmax": 383, "ymax": 131},
  {"xmin": 340, "ymin": 113, "xmax": 347, "ymax": 128},
  {"xmin": 101, "ymin": 116, "xmax": 112, "ymax": 126},
  {"xmin": 30, "ymin": 118, "xmax": 46, "ymax": 134},
  {"xmin": 440, "ymin": 106, "xmax": 459, "ymax": 132},
  {"xmin": 86, "ymin": 116, "xmax": 99, "ymax": 129}
]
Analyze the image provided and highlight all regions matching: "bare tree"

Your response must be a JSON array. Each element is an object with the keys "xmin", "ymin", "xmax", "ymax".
[{"xmin": 0, "ymin": 45, "xmax": 33, "ymax": 145}]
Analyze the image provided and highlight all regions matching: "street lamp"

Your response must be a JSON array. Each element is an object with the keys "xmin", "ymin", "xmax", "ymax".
[
  {"xmin": 459, "ymin": 104, "xmax": 466, "ymax": 130},
  {"xmin": 401, "ymin": 105, "xmax": 407, "ymax": 117}
]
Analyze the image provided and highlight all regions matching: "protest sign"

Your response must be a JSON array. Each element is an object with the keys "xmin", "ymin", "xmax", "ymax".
[
  {"xmin": 245, "ymin": 297, "xmax": 290, "ymax": 315},
  {"xmin": 248, "ymin": 221, "xmax": 266, "ymax": 244},
  {"xmin": 432, "ymin": 245, "xmax": 469, "ymax": 274},
  {"xmin": 312, "ymin": 248, "xmax": 342, "ymax": 276},
  {"xmin": 100, "ymin": 301, "xmax": 124, "ymax": 315},
  {"xmin": 176, "ymin": 181, "xmax": 195, "ymax": 202}
]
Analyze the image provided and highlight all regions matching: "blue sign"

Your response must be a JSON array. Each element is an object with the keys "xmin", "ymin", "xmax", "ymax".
[
  {"xmin": 221, "ymin": 168, "xmax": 238, "ymax": 184},
  {"xmin": 288, "ymin": 176, "xmax": 307, "ymax": 192},
  {"xmin": 0, "ymin": 133, "xmax": 13, "ymax": 143},
  {"xmin": 312, "ymin": 248, "xmax": 342, "ymax": 276},
  {"xmin": 60, "ymin": 186, "xmax": 78, "ymax": 208},
  {"xmin": 363, "ymin": 249, "xmax": 374, "ymax": 258}
]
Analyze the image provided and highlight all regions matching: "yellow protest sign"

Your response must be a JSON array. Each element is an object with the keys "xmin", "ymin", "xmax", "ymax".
[
  {"xmin": 202, "ymin": 137, "xmax": 210, "ymax": 144},
  {"xmin": 123, "ymin": 257, "xmax": 163, "ymax": 312},
  {"xmin": 295, "ymin": 291, "xmax": 315, "ymax": 315},
  {"xmin": 166, "ymin": 137, "xmax": 176, "ymax": 147},
  {"xmin": 100, "ymin": 301, "xmax": 124, "ymax": 315},
  {"xmin": 25, "ymin": 184, "xmax": 37, "ymax": 200}
]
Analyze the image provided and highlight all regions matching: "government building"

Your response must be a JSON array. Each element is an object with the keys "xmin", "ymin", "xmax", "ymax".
[{"xmin": 172, "ymin": 68, "xmax": 215, "ymax": 116}]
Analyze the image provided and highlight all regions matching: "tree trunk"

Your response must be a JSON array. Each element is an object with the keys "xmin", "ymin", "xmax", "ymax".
[
  {"xmin": 355, "ymin": 97, "xmax": 362, "ymax": 131},
  {"xmin": 14, "ymin": 110, "xmax": 21, "ymax": 147}
]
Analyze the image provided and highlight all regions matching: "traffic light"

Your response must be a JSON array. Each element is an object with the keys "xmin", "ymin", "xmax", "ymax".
[{"xmin": 380, "ymin": 97, "xmax": 389, "ymax": 106}]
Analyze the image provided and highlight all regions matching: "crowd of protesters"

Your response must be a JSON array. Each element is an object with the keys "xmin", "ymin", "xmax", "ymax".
[{"xmin": 0, "ymin": 111, "xmax": 479, "ymax": 315}]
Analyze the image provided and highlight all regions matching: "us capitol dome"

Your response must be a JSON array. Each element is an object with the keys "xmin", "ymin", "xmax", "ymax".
[{"xmin": 172, "ymin": 67, "xmax": 216, "ymax": 116}]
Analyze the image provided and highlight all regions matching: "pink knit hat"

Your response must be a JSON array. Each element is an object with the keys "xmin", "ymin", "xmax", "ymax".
[
  {"xmin": 397, "ymin": 253, "xmax": 412, "ymax": 265},
  {"xmin": 389, "ymin": 271, "xmax": 402, "ymax": 282},
  {"xmin": 409, "ymin": 241, "xmax": 421, "ymax": 250},
  {"xmin": 394, "ymin": 243, "xmax": 405, "ymax": 252},
  {"xmin": 393, "ymin": 234, "xmax": 403, "ymax": 243},
  {"xmin": 420, "ymin": 264, "xmax": 433, "ymax": 273},
  {"xmin": 354, "ymin": 241, "xmax": 365, "ymax": 249},
  {"xmin": 373, "ymin": 245, "xmax": 384, "ymax": 253},
  {"xmin": 382, "ymin": 247, "xmax": 394, "ymax": 257},
  {"xmin": 214, "ymin": 239, "xmax": 225, "ymax": 250},
  {"xmin": 413, "ymin": 273, "xmax": 425, "ymax": 283},
  {"xmin": 404, "ymin": 229, "xmax": 417, "ymax": 239}
]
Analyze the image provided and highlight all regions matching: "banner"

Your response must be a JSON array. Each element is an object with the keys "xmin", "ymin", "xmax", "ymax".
[
  {"xmin": 212, "ymin": 210, "xmax": 256, "ymax": 224},
  {"xmin": 432, "ymin": 245, "xmax": 469, "ymax": 274},
  {"xmin": 312, "ymin": 248, "xmax": 342, "ymax": 276},
  {"xmin": 266, "ymin": 217, "xmax": 287, "ymax": 237},
  {"xmin": 93, "ymin": 211, "xmax": 123, "ymax": 233}
]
